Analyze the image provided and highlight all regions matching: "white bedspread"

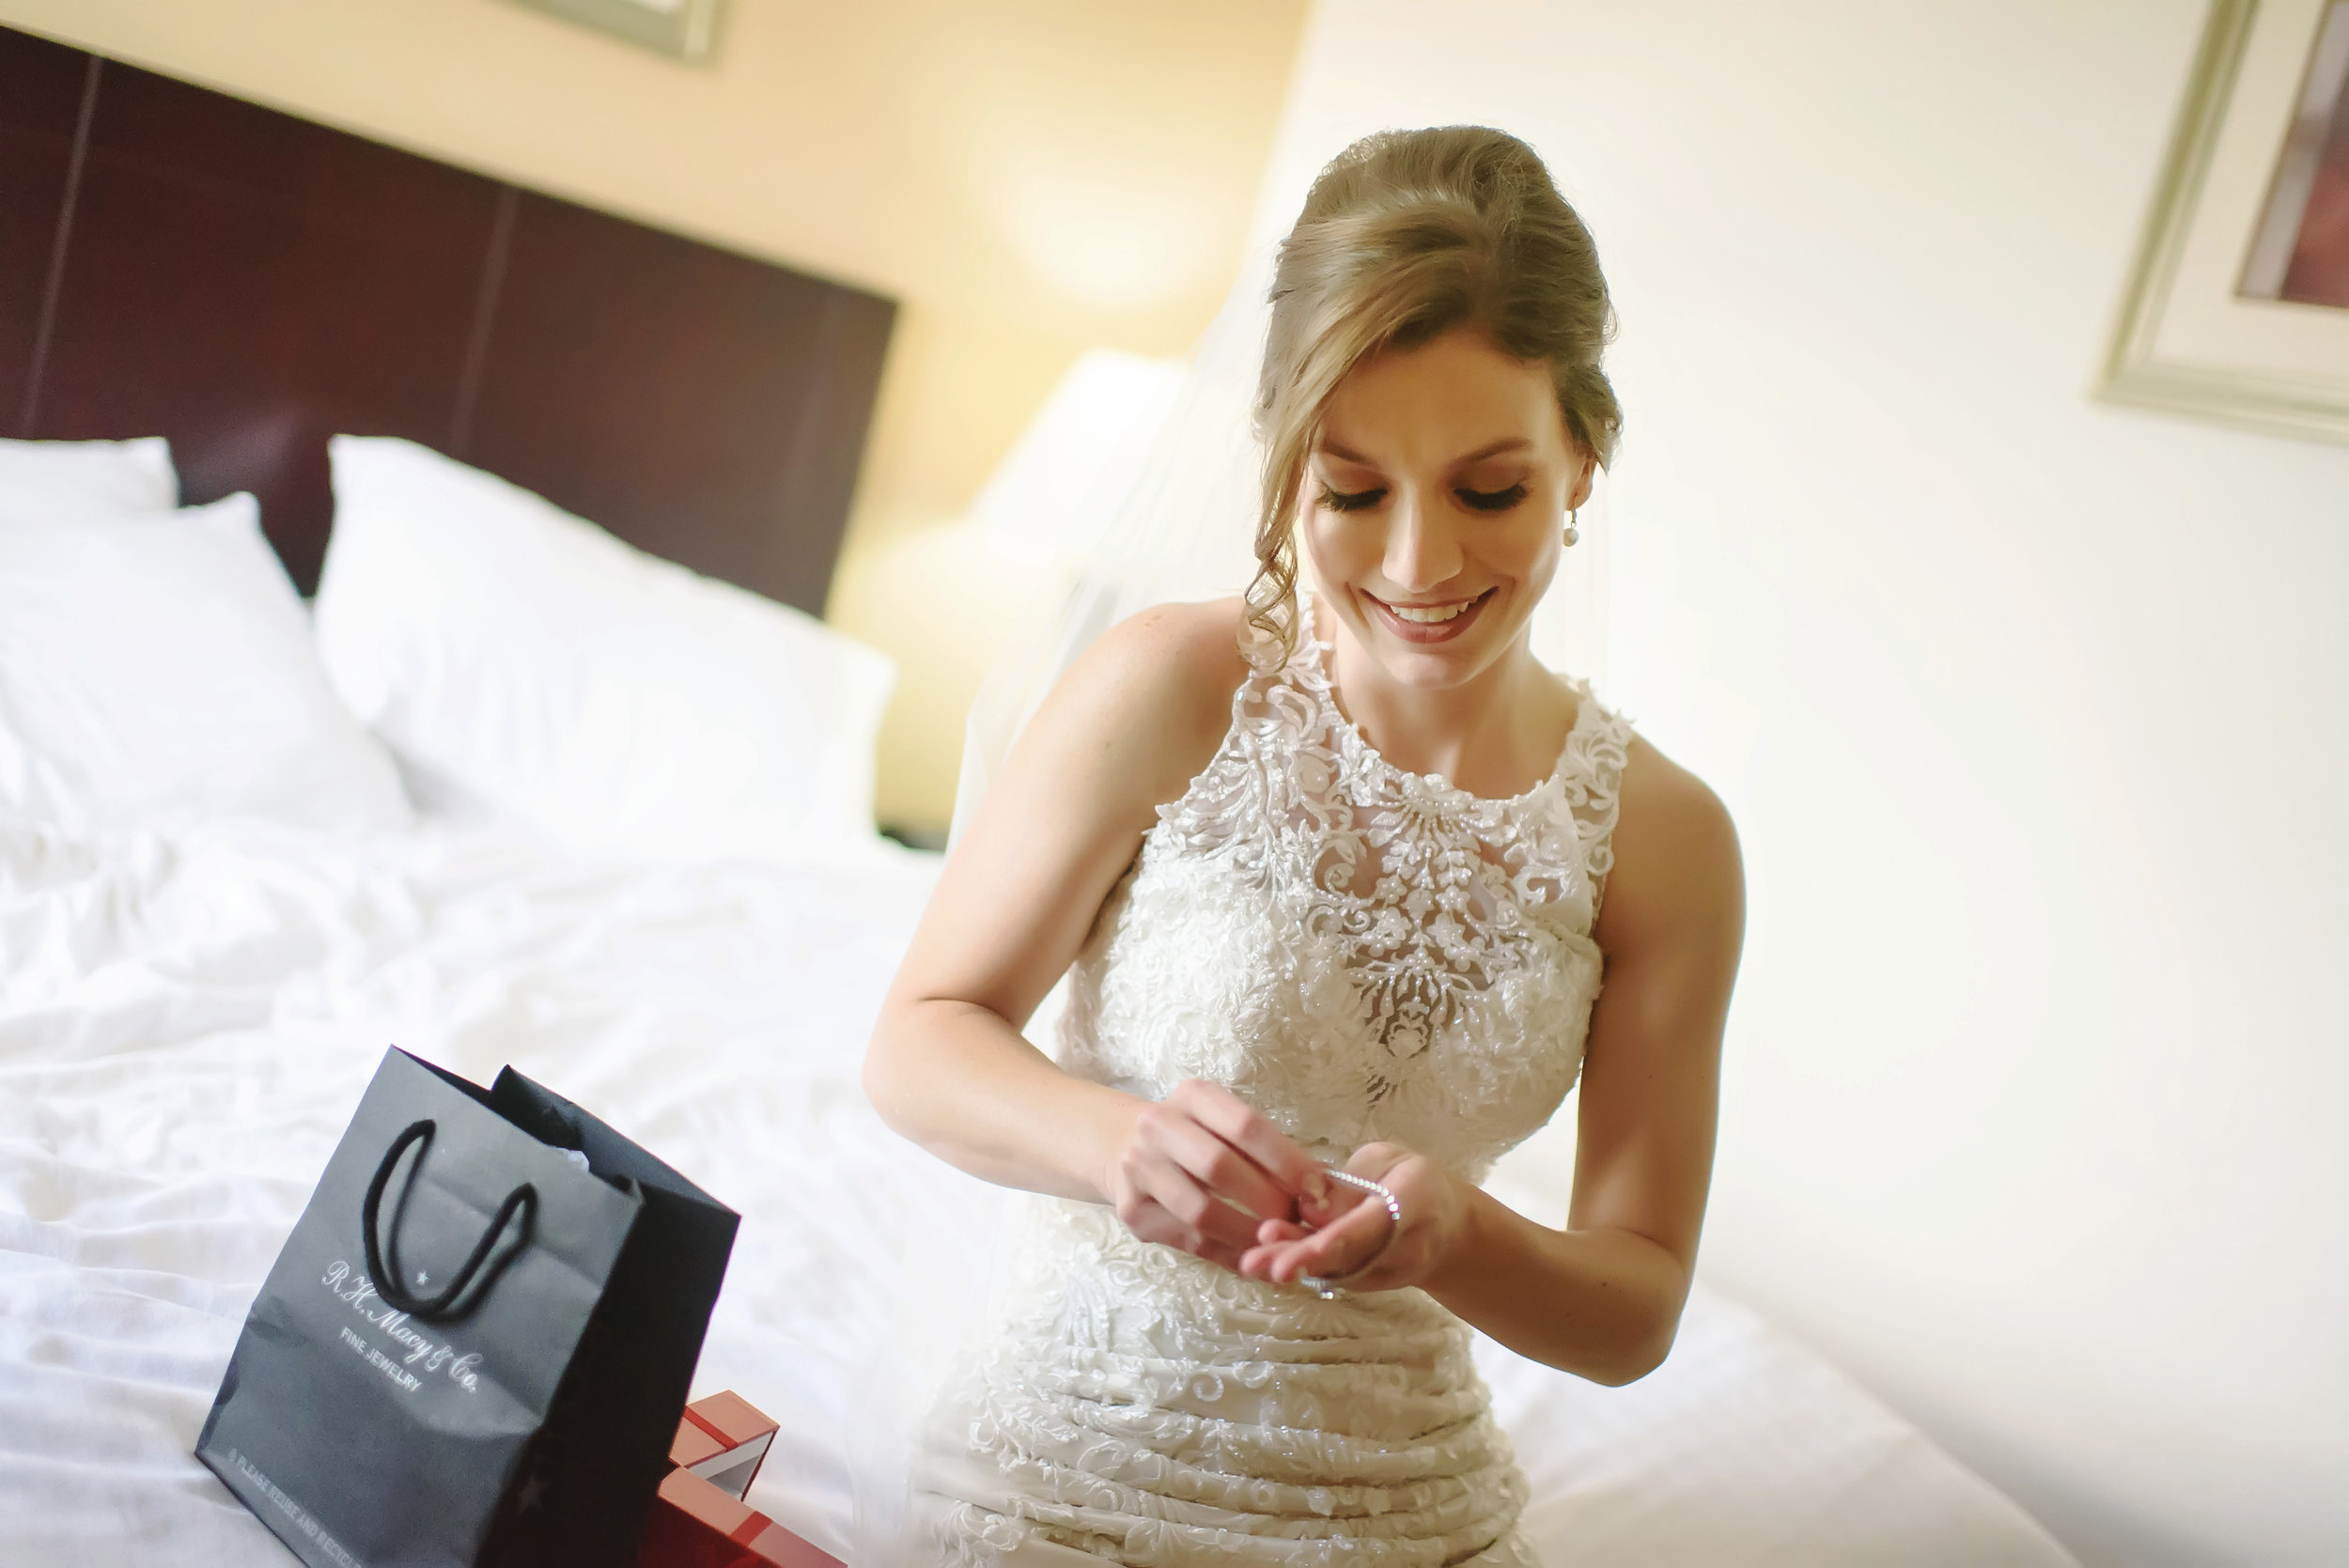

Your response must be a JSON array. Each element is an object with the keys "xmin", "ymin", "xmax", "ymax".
[{"xmin": 0, "ymin": 816, "xmax": 2072, "ymax": 1566}]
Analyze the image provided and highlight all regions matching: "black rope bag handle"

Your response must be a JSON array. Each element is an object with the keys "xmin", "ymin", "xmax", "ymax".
[{"xmin": 362, "ymin": 1119, "xmax": 538, "ymax": 1322}]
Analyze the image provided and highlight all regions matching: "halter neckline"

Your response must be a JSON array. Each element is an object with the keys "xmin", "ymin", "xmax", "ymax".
[{"xmin": 1291, "ymin": 590, "xmax": 1595, "ymax": 812}]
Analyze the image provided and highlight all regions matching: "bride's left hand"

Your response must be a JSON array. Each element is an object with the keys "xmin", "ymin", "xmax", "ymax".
[{"xmin": 1235, "ymin": 1141, "xmax": 1470, "ymax": 1294}]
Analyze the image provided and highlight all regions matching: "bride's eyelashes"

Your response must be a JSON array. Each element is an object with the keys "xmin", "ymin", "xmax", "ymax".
[
  {"xmin": 1313, "ymin": 481, "xmax": 1532, "ymax": 514},
  {"xmin": 1457, "ymin": 482, "xmax": 1529, "ymax": 513},
  {"xmin": 1317, "ymin": 484, "xmax": 1386, "ymax": 512}
]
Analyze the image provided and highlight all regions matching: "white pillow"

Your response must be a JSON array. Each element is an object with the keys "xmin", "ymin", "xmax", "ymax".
[
  {"xmin": 0, "ymin": 493, "xmax": 412, "ymax": 835},
  {"xmin": 315, "ymin": 436, "xmax": 896, "ymax": 862},
  {"xmin": 0, "ymin": 436, "xmax": 177, "ymax": 521}
]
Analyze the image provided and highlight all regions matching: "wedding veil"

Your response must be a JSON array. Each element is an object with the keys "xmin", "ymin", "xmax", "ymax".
[{"xmin": 946, "ymin": 240, "xmax": 1283, "ymax": 850}]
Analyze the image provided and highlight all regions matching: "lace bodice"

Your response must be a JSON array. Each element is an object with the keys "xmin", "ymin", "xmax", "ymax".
[
  {"xmin": 1057, "ymin": 599, "xmax": 1629, "ymax": 1184},
  {"xmin": 926, "ymin": 604, "xmax": 1634, "ymax": 1566}
]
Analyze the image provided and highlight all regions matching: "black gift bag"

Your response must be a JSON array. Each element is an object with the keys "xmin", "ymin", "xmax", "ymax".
[{"xmin": 198, "ymin": 1047, "xmax": 738, "ymax": 1568}]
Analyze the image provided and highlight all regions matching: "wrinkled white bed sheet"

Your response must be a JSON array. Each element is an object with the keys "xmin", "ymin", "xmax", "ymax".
[{"xmin": 0, "ymin": 816, "xmax": 2072, "ymax": 1567}]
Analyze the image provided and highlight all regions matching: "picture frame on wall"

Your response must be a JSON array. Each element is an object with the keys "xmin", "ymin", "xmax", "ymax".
[
  {"xmin": 2099, "ymin": 0, "xmax": 2349, "ymax": 445},
  {"xmin": 508, "ymin": 0, "xmax": 723, "ymax": 62}
]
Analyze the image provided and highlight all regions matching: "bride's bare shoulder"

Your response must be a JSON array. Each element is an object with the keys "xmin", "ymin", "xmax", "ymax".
[
  {"xmin": 1090, "ymin": 597, "xmax": 1253, "ymax": 699},
  {"xmin": 1016, "ymin": 597, "xmax": 1253, "ymax": 823}
]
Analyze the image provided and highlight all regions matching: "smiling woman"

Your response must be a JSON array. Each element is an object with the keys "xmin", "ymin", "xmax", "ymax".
[
  {"xmin": 1246, "ymin": 127, "xmax": 1621, "ymax": 654},
  {"xmin": 862, "ymin": 126, "xmax": 1745, "ymax": 1564}
]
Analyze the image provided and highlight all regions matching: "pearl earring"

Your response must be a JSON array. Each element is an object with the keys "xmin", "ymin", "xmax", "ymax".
[{"xmin": 1563, "ymin": 507, "xmax": 1580, "ymax": 547}]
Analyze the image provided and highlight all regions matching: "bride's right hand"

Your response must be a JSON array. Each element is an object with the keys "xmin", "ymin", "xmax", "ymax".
[{"xmin": 1101, "ymin": 1079, "xmax": 1330, "ymax": 1272}]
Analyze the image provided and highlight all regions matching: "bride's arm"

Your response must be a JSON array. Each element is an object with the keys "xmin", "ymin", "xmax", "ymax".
[
  {"xmin": 863, "ymin": 602, "xmax": 1329, "ymax": 1266},
  {"xmin": 1240, "ymin": 736, "xmax": 1743, "ymax": 1385}
]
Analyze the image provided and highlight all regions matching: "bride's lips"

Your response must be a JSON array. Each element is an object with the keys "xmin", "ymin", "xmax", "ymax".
[{"xmin": 1362, "ymin": 588, "xmax": 1494, "ymax": 645}]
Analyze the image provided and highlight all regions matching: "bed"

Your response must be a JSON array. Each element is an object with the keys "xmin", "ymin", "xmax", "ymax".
[{"xmin": 0, "ymin": 21, "xmax": 2077, "ymax": 1568}]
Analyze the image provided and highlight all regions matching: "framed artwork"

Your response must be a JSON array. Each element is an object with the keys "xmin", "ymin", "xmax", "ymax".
[
  {"xmin": 2100, "ymin": 0, "xmax": 2349, "ymax": 445},
  {"xmin": 507, "ymin": 0, "xmax": 723, "ymax": 62}
]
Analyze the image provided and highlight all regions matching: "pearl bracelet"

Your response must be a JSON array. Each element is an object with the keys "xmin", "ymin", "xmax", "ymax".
[{"xmin": 1296, "ymin": 1166, "xmax": 1404, "ymax": 1299}]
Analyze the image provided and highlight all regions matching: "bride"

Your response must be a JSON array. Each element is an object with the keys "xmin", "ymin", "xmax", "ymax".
[{"xmin": 863, "ymin": 124, "xmax": 1744, "ymax": 1565}]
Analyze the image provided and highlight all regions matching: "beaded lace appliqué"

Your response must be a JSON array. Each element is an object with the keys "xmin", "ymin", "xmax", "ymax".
[{"xmin": 1093, "ymin": 602, "xmax": 1633, "ymax": 1176}]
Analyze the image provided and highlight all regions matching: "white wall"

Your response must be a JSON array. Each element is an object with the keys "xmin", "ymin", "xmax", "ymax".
[{"xmin": 1259, "ymin": 3, "xmax": 2349, "ymax": 1563}]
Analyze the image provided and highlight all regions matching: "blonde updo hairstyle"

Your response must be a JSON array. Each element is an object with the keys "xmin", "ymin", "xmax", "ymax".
[{"xmin": 1248, "ymin": 125, "xmax": 1623, "ymax": 653}]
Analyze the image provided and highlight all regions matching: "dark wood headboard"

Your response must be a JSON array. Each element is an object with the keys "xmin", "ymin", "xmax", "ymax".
[{"xmin": 0, "ymin": 23, "xmax": 895, "ymax": 615}]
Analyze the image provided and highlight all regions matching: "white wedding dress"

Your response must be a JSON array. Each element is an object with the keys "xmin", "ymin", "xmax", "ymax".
[{"xmin": 924, "ymin": 597, "xmax": 1634, "ymax": 1566}]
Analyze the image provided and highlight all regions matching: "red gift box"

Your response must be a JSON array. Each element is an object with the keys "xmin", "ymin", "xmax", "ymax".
[
  {"xmin": 668, "ymin": 1390, "xmax": 780, "ymax": 1500},
  {"xmin": 634, "ymin": 1467, "xmax": 841, "ymax": 1568},
  {"xmin": 636, "ymin": 1390, "xmax": 836, "ymax": 1568}
]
